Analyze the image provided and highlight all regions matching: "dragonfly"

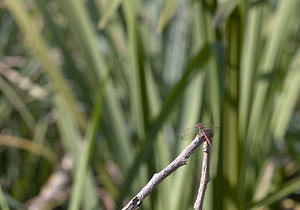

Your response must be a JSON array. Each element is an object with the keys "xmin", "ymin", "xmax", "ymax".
[{"xmin": 178, "ymin": 123, "xmax": 219, "ymax": 147}]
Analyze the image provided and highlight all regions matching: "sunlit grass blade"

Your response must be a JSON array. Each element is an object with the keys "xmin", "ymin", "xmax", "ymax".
[
  {"xmin": 271, "ymin": 50, "xmax": 300, "ymax": 140},
  {"xmin": 157, "ymin": 0, "xmax": 180, "ymax": 32},
  {"xmin": 123, "ymin": 0, "xmax": 148, "ymax": 138},
  {"xmin": 0, "ymin": 194, "xmax": 24, "ymax": 209},
  {"xmin": 247, "ymin": 0, "xmax": 298, "ymax": 139},
  {"xmin": 98, "ymin": 0, "xmax": 123, "ymax": 29},
  {"xmin": 59, "ymin": 0, "xmax": 133, "ymax": 173},
  {"xmin": 243, "ymin": 1, "xmax": 298, "ymax": 205},
  {"xmin": 246, "ymin": 176, "xmax": 300, "ymax": 209},
  {"xmin": 34, "ymin": 0, "xmax": 94, "ymax": 104},
  {"xmin": 213, "ymin": 1, "xmax": 237, "ymax": 29},
  {"xmin": 238, "ymin": 2, "xmax": 264, "ymax": 204},
  {"xmin": 5, "ymin": 0, "xmax": 86, "ymax": 129},
  {"xmin": 0, "ymin": 135, "xmax": 57, "ymax": 163},
  {"xmin": 0, "ymin": 186, "xmax": 9, "ymax": 210},
  {"xmin": 239, "ymin": 3, "xmax": 263, "ymax": 139}
]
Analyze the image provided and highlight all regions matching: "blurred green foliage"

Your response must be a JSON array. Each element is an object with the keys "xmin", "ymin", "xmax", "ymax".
[{"xmin": 0, "ymin": 0, "xmax": 300, "ymax": 209}]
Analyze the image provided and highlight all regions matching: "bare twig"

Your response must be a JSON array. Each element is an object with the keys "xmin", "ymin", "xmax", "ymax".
[
  {"xmin": 193, "ymin": 141, "xmax": 211, "ymax": 210},
  {"xmin": 122, "ymin": 130, "xmax": 214, "ymax": 210}
]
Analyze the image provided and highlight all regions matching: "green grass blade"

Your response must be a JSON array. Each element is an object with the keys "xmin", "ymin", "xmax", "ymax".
[
  {"xmin": 272, "ymin": 50, "xmax": 300, "ymax": 140},
  {"xmin": 157, "ymin": 0, "xmax": 180, "ymax": 32},
  {"xmin": 145, "ymin": 63, "xmax": 172, "ymax": 209},
  {"xmin": 0, "ymin": 76, "xmax": 35, "ymax": 130},
  {"xmin": 59, "ymin": 0, "xmax": 133, "ymax": 172},
  {"xmin": 55, "ymin": 96, "xmax": 99, "ymax": 209},
  {"xmin": 213, "ymin": 1, "xmax": 237, "ymax": 28},
  {"xmin": 123, "ymin": 0, "xmax": 148, "ymax": 138},
  {"xmin": 222, "ymin": 5, "xmax": 243, "ymax": 210},
  {"xmin": 237, "ymin": 2, "xmax": 264, "ymax": 204},
  {"xmin": 239, "ymin": 3, "xmax": 263, "ymax": 138},
  {"xmin": 98, "ymin": 0, "xmax": 123, "ymax": 29},
  {"xmin": 247, "ymin": 0, "xmax": 298, "ymax": 138},
  {"xmin": 21, "ymin": 116, "xmax": 49, "ymax": 195},
  {"xmin": 34, "ymin": 0, "xmax": 95, "ymax": 104},
  {"xmin": 0, "ymin": 135, "xmax": 57, "ymax": 163},
  {"xmin": 55, "ymin": 96, "xmax": 81, "ymax": 158},
  {"xmin": 0, "ymin": 186, "xmax": 10, "ymax": 210},
  {"xmin": 243, "ymin": 1, "xmax": 298, "ymax": 204},
  {"xmin": 246, "ymin": 176, "xmax": 300, "ymax": 209},
  {"xmin": 5, "ymin": 0, "xmax": 86, "ymax": 129},
  {"xmin": 69, "ymin": 81, "xmax": 105, "ymax": 210}
]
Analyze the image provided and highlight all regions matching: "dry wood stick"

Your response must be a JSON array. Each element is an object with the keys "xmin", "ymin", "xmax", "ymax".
[
  {"xmin": 122, "ymin": 130, "xmax": 214, "ymax": 210},
  {"xmin": 193, "ymin": 141, "xmax": 211, "ymax": 210}
]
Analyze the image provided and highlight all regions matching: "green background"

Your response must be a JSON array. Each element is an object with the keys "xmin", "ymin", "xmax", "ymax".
[{"xmin": 0, "ymin": 0, "xmax": 300, "ymax": 209}]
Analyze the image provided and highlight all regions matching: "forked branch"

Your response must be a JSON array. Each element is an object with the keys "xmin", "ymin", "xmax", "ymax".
[{"xmin": 122, "ymin": 130, "xmax": 214, "ymax": 210}]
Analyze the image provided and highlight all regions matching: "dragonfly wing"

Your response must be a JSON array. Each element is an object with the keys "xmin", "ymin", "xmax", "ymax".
[{"xmin": 177, "ymin": 127, "xmax": 197, "ymax": 141}]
